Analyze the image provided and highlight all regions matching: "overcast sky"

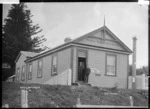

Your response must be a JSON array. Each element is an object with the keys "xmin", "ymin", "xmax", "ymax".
[{"xmin": 3, "ymin": 2, "xmax": 148, "ymax": 68}]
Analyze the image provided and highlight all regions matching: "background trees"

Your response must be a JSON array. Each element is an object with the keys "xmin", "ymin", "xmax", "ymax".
[
  {"xmin": 128, "ymin": 65, "xmax": 148, "ymax": 76},
  {"xmin": 2, "ymin": 3, "xmax": 48, "ymax": 80}
]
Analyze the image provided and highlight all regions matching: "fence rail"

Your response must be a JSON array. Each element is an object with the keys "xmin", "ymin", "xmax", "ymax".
[
  {"xmin": 76, "ymin": 97, "xmax": 148, "ymax": 108},
  {"xmin": 76, "ymin": 104, "xmax": 148, "ymax": 108}
]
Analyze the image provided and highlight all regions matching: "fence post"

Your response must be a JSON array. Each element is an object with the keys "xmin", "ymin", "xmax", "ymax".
[
  {"xmin": 3, "ymin": 104, "xmax": 9, "ymax": 108},
  {"xmin": 77, "ymin": 97, "xmax": 81, "ymax": 105},
  {"xmin": 21, "ymin": 88, "xmax": 28, "ymax": 108},
  {"xmin": 129, "ymin": 96, "xmax": 133, "ymax": 106},
  {"xmin": 142, "ymin": 74, "xmax": 145, "ymax": 90}
]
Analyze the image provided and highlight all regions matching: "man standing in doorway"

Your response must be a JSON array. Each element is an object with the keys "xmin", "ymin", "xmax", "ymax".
[
  {"xmin": 79, "ymin": 62, "xmax": 84, "ymax": 81},
  {"xmin": 85, "ymin": 65, "xmax": 91, "ymax": 83}
]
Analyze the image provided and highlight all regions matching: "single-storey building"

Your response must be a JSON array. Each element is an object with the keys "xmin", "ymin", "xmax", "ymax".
[
  {"xmin": 15, "ymin": 25, "xmax": 132, "ymax": 88},
  {"xmin": 6, "ymin": 75, "xmax": 16, "ymax": 82}
]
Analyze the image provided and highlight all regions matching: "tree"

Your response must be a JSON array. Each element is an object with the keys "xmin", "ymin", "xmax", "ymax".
[
  {"xmin": 2, "ymin": 3, "xmax": 48, "ymax": 78},
  {"xmin": 128, "ymin": 65, "xmax": 148, "ymax": 76},
  {"xmin": 128, "ymin": 65, "xmax": 132, "ymax": 76}
]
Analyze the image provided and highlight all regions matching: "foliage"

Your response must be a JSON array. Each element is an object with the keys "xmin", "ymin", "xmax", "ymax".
[
  {"xmin": 128, "ymin": 65, "xmax": 148, "ymax": 76},
  {"xmin": 2, "ymin": 3, "xmax": 48, "ymax": 77}
]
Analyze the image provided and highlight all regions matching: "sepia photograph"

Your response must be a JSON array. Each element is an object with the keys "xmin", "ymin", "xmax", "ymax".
[{"xmin": 2, "ymin": 2, "xmax": 149, "ymax": 108}]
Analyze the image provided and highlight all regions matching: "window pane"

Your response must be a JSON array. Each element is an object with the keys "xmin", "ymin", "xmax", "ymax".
[
  {"xmin": 52, "ymin": 55, "xmax": 57, "ymax": 75},
  {"xmin": 23, "ymin": 67, "xmax": 24, "ymax": 73},
  {"xmin": 107, "ymin": 56, "xmax": 115, "ymax": 66},
  {"xmin": 107, "ymin": 55, "xmax": 116, "ymax": 75},
  {"xmin": 29, "ymin": 64, "xmax": 32, "ymax": 72},
  {"xmin": 22, "ymin": 66, "xmax": 25, "ymax": 80},
  {"xmin": 53, "ymin": 56, "xmax": 57, "ymax": 65},
  {"xmin": 39, "ymin": 61, "xmax": 42, "ymax": 69},
  {"xmin": 53, "ymin": 65, "xmax": 57, "ymax": 72},
  {"xmin": 29, "ymin": 64, "xmax": 32, "ymax": 79},
  {"xmin": 107, "ymin": 66, "xmax": 115, "ymax": 75},
  {"xmin": 38, "ymin": 70, "xmax": 41, "ymax": 76},
  {"xmin": 17, "ymin": 68, "xmax": 20, "ymax": 81},
  {"xmin": 38, "ymin": 60, "xmax": 42, "ymax": 77}
]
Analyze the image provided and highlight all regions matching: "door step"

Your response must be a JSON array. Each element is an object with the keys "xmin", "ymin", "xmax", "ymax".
[{"xmin": 72, "ymin": 81, "xmax": 91, "ymax": 87}]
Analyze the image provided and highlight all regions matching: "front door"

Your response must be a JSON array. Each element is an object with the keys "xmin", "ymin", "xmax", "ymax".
[{"xmin": 78, "ymin": 57, "xmax": 86, "ymax": 82}]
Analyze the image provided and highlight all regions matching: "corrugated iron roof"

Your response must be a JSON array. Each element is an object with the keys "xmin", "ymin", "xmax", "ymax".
[
  {"xmin": 21, "ymin": 51, "xmax": 39, "ymax": 57},
  {"xmin": 15, "ymin": 51, "xmax": 39, "ymax": 63}
]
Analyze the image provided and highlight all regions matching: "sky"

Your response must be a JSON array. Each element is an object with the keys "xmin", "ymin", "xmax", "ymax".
[{"xmin": 3, "ymin": 2, "xmax": 148, "ymax": 68}]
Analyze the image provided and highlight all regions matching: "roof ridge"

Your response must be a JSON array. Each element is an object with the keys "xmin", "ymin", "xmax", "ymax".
[
  {"xmin": 24, "ymin": 25, "xmax": 132, "ymax": 63},
  {"xmin": 21, "ymin": 51, "xmax": 38, "ymax": 53}
]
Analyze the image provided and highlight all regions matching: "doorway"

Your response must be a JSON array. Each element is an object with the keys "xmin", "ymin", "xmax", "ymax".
[{"xmin": 78, "ymin": 57, "xmax": 86, "ymax": 82}]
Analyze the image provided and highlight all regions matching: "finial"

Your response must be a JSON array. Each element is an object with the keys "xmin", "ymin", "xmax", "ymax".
[
  {"xmin": 133, "ymin": 36, "xmax": 137, "ymax": 41},
  {"xmin": 104, "ymin": 15, "xmax": 105, "ymax": 26}
]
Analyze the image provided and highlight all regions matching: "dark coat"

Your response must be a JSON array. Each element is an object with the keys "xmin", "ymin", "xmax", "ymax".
[{"xmin": 85, "ymin": 68, "xmax": 91, "ymax": 76}]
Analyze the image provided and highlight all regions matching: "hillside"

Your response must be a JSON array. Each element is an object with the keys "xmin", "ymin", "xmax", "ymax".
[{"xmin": 2, "ymin": 82, "xmax": 148, "ymax": 108}]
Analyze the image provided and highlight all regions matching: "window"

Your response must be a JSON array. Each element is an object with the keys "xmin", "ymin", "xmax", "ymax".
[
  {"xmin": 21, "ymin": 65, "xmax": 25, "ymax": 81},
  {"xmin": 37, "ymin": 59, "xmax": 42, "ymax": 78},
  {"xmin": 28, "ymin": 63, "xmax": 32, "ymax": 79},
  {"xmin": 106, "ymin": 54, "xmax": 116, "ymax": 76},
  {"xmin": 17, "ymin": 68, "xmax": 19, "ymax": 81},
  {"xmin": 16, "ymin": 68, "xmax": 20, "ymax": 81},
  {"xmin": 51, "ymin": 55, "xmax": 57, "ymax": 75}
]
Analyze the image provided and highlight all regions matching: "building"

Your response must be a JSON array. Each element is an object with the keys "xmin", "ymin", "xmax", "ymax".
[
  {"xmin": 2, "ymin": 63, "xmax": 12, "ymax": 81},
  {"xmin": 15, "ymin": 25, "xmax": 132, "ymax": 89},
  {"xmin": 15, "ymin": 51, "xmax": 38, "ymax": 82},
  {"xmin": 6, "ymin": 75, "xmax": 16, "ymax": 82}
]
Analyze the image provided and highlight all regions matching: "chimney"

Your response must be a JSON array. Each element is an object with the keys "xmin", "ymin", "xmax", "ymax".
[
  {"xmin": 132, "ymin": 36, "xmax": 137, "ymax": 89},
  {"xmin": 64, "ymin": 37, "xmax": 71, "ymax": 43}
]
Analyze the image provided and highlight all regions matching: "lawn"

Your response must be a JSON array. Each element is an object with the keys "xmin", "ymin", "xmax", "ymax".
[{"xmin": 2, "ymin": 81, "xmax": 148, "ymax": 108}]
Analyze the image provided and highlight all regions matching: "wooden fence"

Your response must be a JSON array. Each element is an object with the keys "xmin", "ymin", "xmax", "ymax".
[
  {"xmin": 76, "ymin": 96, "xmax": 148, "ymax": 108},
  {"xmin": 128, "ymin": 74, "xmax": 148, "ymax": 90}
]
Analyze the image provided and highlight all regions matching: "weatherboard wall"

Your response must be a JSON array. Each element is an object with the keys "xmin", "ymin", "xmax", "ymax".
[
  {"xmin": 88, "ymin": 49, "xmax": 128, "ymax": 89},
  {"xmin": 26, "ymin": 48, "xmax": 71, "ymax": 84},
  {"xmin": 15, "ymin": 54, "xmax": 27, "ymax": 83},
  {"xmin": 72, "ymin": 46, "xmax": 128, "ymax": 89},
  {"xmin": 57, "ymin": 48, "xmax": 71, "ymax": 74}
]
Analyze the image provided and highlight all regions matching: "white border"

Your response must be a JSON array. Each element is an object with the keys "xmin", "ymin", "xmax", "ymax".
[
  {"xmin": 0, "ymin": 0, "xmax": 19, "ymax": 4},
  {"xmin": 138, "ymin": 0, "xmax": 149, "ymax": 5}
]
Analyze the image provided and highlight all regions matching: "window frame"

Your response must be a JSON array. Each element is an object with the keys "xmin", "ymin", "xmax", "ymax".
[
  {"xmin": 51, "ymin": 54, "xmax": 58, "ymax": 76},
  {"xmin": 37, "ymin": 58, "xmax": 43, "ymax": 78},
  {"xmin": 105, "ymin": 53, "xmax": 117, "ymax": 76},
  {"xmin": 21, "ymin": 65, "xmax": 25, "ymax": 81},
  {"xmin": 28, "ymin": 63, "xmax": 32, "ymax": 80},
  {"xmin": 16, "ymin": 67, "xmax": 20, "ymax": 81}
]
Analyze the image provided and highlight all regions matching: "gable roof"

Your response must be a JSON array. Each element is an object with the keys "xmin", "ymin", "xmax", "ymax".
[
  {"xmin": 21, "ymin": 51, "xmax": 38, "ymax": 57},
  {"xmin": 72, "ymin": 26, "xmax": 132, "ymax": 53},
  {"xmin": 25, "ymin": 26, "xmax": 132, "ymax": 63},
  {"xmin": 15, "ymin": 51, "xmax": 39, "ymax": 63}
]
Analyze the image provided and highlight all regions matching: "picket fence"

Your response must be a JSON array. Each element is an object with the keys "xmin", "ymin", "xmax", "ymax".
[{"xmin": 128, "ymin": 74, "xmax": 148, "ymax": 90}]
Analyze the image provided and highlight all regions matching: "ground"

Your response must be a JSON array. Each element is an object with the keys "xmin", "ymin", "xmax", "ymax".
[{"xmin": 2, "ymin": 82, "xmax": 148, "ymax": 108}]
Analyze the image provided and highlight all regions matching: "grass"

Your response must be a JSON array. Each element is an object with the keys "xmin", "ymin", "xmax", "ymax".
[{"xmin": 2, "ymin": 81, "xmax": 148, "ymax": 108}]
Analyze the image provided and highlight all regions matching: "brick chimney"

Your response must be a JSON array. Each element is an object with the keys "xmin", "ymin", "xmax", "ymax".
[
  {"xmin": 132, "ymin": 36, "xmax": 137, "ymax": 89},
  {"xmin": 64, "ymin": 37, "xmax": 71, "ymax": 43}
]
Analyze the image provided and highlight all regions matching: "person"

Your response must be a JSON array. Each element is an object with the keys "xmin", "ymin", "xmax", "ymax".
[
  {"xmin": 85, "ymin": 65, "xmax": 91, "ymax": 83},
  {"xmin": 78, "ymin": 62, "xmax": 84, "ymax": 81}
]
